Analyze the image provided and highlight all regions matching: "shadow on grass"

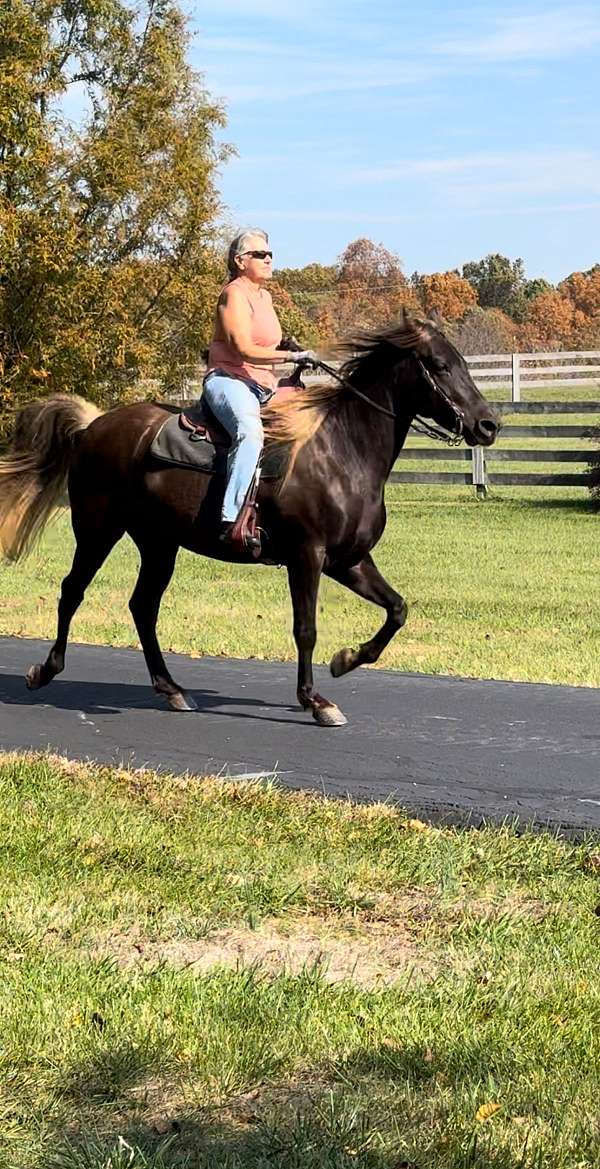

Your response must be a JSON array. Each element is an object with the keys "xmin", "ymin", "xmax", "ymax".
[
  {"xmin": 34, "ymin": 1041, "xmax": 556, "ymax": 1169},
  {"xmin": 38, "ymin": 1110, "xmax": 541, "ymax": 1169},
  {"xmin": 502, "ymin": 496, "xmax": 591, "ymax": 513}
]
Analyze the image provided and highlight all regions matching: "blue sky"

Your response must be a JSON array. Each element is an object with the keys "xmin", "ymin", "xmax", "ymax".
[{"xmin": 186, "ymin": 1, "xmax": 600, "ymax": 282}]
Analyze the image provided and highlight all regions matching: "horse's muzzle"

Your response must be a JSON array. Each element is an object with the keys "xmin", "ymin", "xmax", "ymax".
[{"xmin": 470, "ymin": 412, "xmax": 500, "ymax": 447}]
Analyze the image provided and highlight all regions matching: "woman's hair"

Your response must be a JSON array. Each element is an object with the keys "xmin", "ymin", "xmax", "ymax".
[{"xmin": 226, "ymin": 228, "xmax": 269, "ymax": 281}]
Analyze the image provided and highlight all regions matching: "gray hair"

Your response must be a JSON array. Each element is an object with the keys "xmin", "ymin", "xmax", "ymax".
[{"xmin": 226, "ymin": 228, "xmax": 269, "ymax": 280}]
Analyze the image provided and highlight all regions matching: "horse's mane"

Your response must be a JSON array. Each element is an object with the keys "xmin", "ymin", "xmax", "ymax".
[{"xmin": 262, "ymin": 312, "xmax": 434, "ymax": 482}]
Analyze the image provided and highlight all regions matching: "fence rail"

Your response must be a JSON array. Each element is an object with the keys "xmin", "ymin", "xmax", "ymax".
[{"xmin": 465, "ymin": 350, "xmax": 600, "ymax": 400}]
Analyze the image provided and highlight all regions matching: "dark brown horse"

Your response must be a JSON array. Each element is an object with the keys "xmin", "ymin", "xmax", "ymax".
[{"xmin": 0, "ymin": 314, "xmax": 499, "ymax": 727}]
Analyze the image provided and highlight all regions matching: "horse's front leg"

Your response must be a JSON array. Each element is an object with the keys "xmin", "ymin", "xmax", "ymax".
[
  {"xmin": 326, "ymin": 553, "xmax": 408, "ymax": 676},
  {"xmin": 287, "ymin": 545, "xmax": 347, "ymax": 727}
]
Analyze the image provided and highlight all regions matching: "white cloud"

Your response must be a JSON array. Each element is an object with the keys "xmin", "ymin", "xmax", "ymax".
[
  {"xmin": 349, "ymin": 150, "xmax": 600, "ymax": 201},
  {"xmin": 437, "ymin": 7, "xmax": 600, "ymax": 62}
]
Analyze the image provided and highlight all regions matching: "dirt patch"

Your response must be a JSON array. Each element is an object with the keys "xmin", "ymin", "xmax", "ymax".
[{"xmin": 94, "ymin": 916, "xmax": 430, "ymax": 989}]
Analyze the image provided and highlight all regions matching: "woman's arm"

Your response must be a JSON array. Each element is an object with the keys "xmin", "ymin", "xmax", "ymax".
[{"xmin": 217, "ymin": 285, "xmax": 296, "ymax": 365}]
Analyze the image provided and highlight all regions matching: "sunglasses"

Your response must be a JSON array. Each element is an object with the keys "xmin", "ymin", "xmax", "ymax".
[{"xmin": 241, "ymin": 249, "xmax": 273, "ymax": 260}]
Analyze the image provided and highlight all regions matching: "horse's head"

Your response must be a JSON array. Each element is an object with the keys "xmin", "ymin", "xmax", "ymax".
[{"xmin": 388, "ymin": 311, "xmax": 500, "ymax": 447}]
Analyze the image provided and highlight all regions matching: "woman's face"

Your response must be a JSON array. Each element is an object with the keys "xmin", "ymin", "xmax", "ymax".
[{"xmin": 236, "ymin": 235, "xmax": 273, "ymax": 281}]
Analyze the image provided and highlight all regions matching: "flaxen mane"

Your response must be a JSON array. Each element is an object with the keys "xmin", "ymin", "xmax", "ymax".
[{"xmin": 261, "ymin": 314, "xmax": 432, "ymax": 480}]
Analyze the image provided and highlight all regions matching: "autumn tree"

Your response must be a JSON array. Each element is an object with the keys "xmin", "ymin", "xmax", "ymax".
[
  {"xmin": 273, "ymin": 262, "xmax": 336, "ymax": 340},
  {"xmin": 0, "ymin": 0, "xmax": 229, "ymax": 414},
  {"xmin": 521, "ymin": 291, "xmax": 587, "ymax": 350},
  {"xmin": 269, "ymin": 280, "xmax": 318, "ymax": 347},
  {"xmin": 417, "ymin": 271, "xmax": 477, "ymax": 321},
  {"xmin": 559, "ymin": 267, "xmax": 600, "ymax": 318},
  {"xmin": 328, "ymin": 238, "xmax": 419, "ymax": 338}
]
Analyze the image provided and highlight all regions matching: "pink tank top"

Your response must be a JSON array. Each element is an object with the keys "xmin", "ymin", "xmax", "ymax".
[{"xmin": 208, "ymin": 280, "xmax": 283, "ymax": 392}]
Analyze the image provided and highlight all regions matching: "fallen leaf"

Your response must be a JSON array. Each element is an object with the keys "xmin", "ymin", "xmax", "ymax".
[{"xmin": 476, "ymin": 1102, "xmax": 501, "ymax": 1122}]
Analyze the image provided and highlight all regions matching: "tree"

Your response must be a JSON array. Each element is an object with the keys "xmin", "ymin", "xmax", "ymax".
[
  {"xmin": 524, "ymin": 277, "xmax": 554, "ymax": 302},
  {"xmin": 418, "ymin": 271, "xmax": 477, "ymax": 321},
  {"xmin": 449, "ymin": 307, "xmax": 519, "ymax": 355},
  {"xmin": 558, "ymin": 267, "xmax": 600, "ymax": 317},
  {"xmin": 269, "ymin": 280, "xmax": 318, "ymax": 347},
  {"xmin": 331, "ymin": 238, "xmax": 420, "ymax": 337},
  {"xmin": 0, "ymin": 0, "xmax": 229, "ymax": 416},
  {"xmin": 462, "ymin": 253, "xmax": 529, "ymax": 320},
  {"xmin": 273, "ymin": 262, "xmax": 337, "ymax": 336},
  {"xmin": 521, "ymin": 291, "xmax": 587, "ymax": 350}
]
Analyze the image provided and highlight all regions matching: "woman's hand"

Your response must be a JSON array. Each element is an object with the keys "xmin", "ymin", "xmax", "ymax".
[{"xmin": 288, "ymin": 350, "xmax": 318, "ymax": 365}]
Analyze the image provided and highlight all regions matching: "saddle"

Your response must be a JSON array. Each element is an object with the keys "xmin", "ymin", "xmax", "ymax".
[
  {"xmin": 149, "ymin": 398, "xmax": 291, "ymax": 558},
  {"xmin": 149, "ymin": 399, "xmax": 286, "ymax": 480}
]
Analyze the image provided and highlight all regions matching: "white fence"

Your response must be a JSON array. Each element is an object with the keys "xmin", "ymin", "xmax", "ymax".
[
  {"xmin": 395, "ymin": 350, "xmax": 600, "ymax": 496},
  {"xmin": 465, "ymin": 350, "xmax": 600, "ymax": 402}
]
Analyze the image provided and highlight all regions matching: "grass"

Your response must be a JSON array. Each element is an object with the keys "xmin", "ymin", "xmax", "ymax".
[
  {"xmin": 1, "ymin": 482, "xmax": 600, "ymax": 686},
  {"xmin": 2, "ymin": 751, "xmax": 600, "ymax": 1168}
]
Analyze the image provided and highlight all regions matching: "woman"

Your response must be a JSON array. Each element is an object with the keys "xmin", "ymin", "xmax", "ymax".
[{"xmin": 204, "ymin": 228, "xmax": 315, "ymax": 546}]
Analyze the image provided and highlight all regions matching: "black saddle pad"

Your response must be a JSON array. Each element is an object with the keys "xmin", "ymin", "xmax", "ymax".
[{"xmin": 149, "ymin": 409, "xmax": 286, "ymax": 480}]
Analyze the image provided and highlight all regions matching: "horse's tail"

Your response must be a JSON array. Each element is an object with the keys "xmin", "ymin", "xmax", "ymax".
[{"xmin": 0, "ymin": 393, "xmax": 103, "ymax": 562}]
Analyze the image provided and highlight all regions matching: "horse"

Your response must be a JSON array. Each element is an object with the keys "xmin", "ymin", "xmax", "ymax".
[{"xmin": 0, "ymin": 312, "xmax": 499, "ymax": 727}]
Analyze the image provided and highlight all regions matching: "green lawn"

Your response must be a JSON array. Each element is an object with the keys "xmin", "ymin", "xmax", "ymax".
[
  {"xmin": 2, "ymin": 751, "xmax": 600, "ymax": 1169},
  {"xmin": 1, "ymin": 483, "xmax": 599, "ymax": 686}
]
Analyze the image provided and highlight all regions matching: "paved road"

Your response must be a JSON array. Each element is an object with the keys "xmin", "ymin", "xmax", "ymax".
[{"xmin": 0, "ymin": 635, "xmax": 599, "ymax": 836}]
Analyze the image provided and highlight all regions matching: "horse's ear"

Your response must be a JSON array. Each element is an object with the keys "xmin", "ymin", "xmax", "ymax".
[
  {"xmin": 395, "ymin": 308, "xmax": 423, "ymax": 348},
  {"xmin": 428, "ymin": 307, "xmax": 443, "ymax": 327}
]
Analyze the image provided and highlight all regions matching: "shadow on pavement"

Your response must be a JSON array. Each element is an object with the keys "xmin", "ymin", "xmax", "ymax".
[{"xmin": 0, "ymin": 672, "xmax": 299, "ymax": 720}]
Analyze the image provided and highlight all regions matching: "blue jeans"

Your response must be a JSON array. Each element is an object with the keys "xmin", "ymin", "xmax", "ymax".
[{"xmin": 202, "ymin": 371, "xmax": 267, "ymax": 522}]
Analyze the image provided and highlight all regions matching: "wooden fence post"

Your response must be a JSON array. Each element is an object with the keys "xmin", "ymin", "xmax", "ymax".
[
  {"xmin": 471, "ymin": 446, "xmax": 487, "ymax": 499},
  {"xmin": 511, "ymin": 353, "xmax": 521, "ymax": 402}
]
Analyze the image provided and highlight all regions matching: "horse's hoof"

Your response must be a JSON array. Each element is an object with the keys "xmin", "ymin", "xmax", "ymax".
[
  {"xmin": 26, "ymin": 663, "xmax": 45, "ymax": 690},
  {"xmin": 313, "ymin": 703, "xmax": 348, "ymax": 728},
  {"xmin": 166, "ymin": 690, "xmax": 198, "ymax": 712},
  {"xmin": 330, "ymin": 647, "xmax": 357, "ymax": 678}
]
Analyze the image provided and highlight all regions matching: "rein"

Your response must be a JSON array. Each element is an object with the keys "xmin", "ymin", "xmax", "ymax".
[{"xmin": 309, "ymin": 358, "xmax": 464, "ymax": 446}]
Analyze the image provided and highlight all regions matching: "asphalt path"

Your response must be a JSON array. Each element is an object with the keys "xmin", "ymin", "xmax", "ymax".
[{"xmin": 0, "ymin": 635, "xmax": 599, "ymax": 837}]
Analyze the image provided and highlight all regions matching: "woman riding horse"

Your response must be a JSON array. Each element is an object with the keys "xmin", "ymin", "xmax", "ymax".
[
  {"xmin": 204, "ymin": 228, "xmax": 315, "ymax": 548},
  {"xmin": 0, "ymin": 311, "xmax": 499, "ymax": 726}
]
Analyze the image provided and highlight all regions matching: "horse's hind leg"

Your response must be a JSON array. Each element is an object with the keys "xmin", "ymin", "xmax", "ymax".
[
  {"xmin": 128, "ymin": 540, "xmax": 197, "ymax": 713},
  {"xmin": 26, "ymin": 510, "xmax": 124, "ymax": 690},
  {"xmin": 326, "ymin": 554, "xmax": 408, "ymax": 677}
]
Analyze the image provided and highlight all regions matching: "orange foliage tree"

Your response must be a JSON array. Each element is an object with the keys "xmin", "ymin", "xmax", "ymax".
[
  {"xmin": 332, "ymin": 238, "xmax": 420, "ymax": 337},
  {"xmin": 521, "ymin": 291, "xmax": 587, "ymax": 349},
  {"xmin": 558, "ymin": 267, "xmax": 600, "ymax": 317},
  {"xmin": 418, "ymin": 271, "xmax": 477, "ymax": 321}
]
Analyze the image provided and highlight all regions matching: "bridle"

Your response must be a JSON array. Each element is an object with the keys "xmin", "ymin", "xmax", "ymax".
[{"xmin": 306, "ymin": 357, "xmax": 465, "ymax": 447}]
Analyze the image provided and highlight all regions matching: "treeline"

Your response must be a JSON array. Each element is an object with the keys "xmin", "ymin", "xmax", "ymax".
[
  {"xmin": 272, "ymin": 240, "xmax": 600, "ymax": 356},
  {"xmin": 2, "ymin": 2, "xmax": 599, "ymax": 427}
]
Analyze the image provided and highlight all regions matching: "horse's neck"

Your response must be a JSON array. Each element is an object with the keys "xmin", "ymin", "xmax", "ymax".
[{"xmin": 332, "ymin": 372, "xmax": 413, "ymax": 482}]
